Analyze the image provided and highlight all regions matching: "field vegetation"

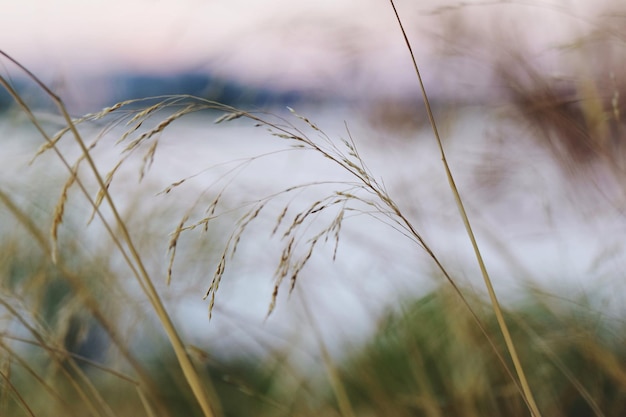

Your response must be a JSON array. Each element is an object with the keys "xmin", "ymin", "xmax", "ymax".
[{"xmin": 1, "ymin": 1, "xmax": 626, "ymax": 416}]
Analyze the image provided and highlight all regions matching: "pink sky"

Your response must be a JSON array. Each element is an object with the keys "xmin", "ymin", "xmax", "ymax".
[{"xmin": 0, "ymin": 0, "xmax": 618, "ymax": 96}]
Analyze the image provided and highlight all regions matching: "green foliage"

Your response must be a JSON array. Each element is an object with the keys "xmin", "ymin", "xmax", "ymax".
[{"xmin": 340, "ymin": 287, "xmax": 626, "ymax": 417}]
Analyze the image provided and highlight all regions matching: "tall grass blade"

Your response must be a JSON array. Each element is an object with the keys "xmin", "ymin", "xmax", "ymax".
[
  {"xmin": 386, "ymin": 2, "xmax": 542, "ymax": 416},
  {"xmin": 0, "ymin": 50, "xmax": 221, "ymax": 417}
]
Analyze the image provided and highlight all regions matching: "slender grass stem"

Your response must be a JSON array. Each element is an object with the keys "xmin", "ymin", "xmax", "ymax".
[
  {"xmin": 386, "ymin": 2, "xmax": 542, "ymax": 416},
  {"xmin": 0, "ymin": 50, "xmax": 221, "ymax": 417}
]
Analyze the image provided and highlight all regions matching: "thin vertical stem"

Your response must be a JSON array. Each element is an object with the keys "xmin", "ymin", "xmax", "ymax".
[{"xmin": 386, "ymin": 2, "xmax": 542, "ymax": 416}]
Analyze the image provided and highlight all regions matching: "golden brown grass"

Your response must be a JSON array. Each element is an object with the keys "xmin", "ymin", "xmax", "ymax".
[
  {"xmin": 388, "ymin": 1, "xmax": 541, "ymax": 414},
  {"xmin": 0, "ymin": 52, "xmax": 221, "ymax": 417},
  {"xmin": 1, "ymin": 2, "xmax": 626, "ymax": 416}
]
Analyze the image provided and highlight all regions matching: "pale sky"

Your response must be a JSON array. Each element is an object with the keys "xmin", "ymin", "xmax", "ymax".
[
  {"xmin": 1, "ymin": 1, "xmax": 398, "ymax": 83},
  {"xmin": 0, "ymin": 0, "xmax": 617, "ymax": 95}
]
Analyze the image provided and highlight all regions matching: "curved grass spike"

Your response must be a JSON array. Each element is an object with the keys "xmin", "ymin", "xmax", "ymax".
[
  {"xmin": 0, "ymin": 50, "xmax": 222, "ymax": 417},
  {"xmin": 386, "ymin": 2, "xmax": 543, "ymax": 416},
  {"xmin": 235, "ymin": 93, "xmax": 532, "ymax": 410}
]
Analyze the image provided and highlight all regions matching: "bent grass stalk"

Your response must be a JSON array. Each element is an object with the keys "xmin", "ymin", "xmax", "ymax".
[
  {"xmin": 2, "ymin": 54, "xmax": 536, "ymax": 415},
  {"xmin": 203, "ymin": 103, "xmax": 534, "ymax": 412},
  {"xmin": 0, "ymin": 2, "xmax": 554, "ymax": 413},
  {"xmin": 41, "ymin": 93, "xmax": 536, "ymax": 414},
  {"xmin": 0, "ymin": 51, "xmax": 221, "ymax": 417},
  {"xmin": 386, "ymin": 1, "xmax": 542, "ymax": 416}
]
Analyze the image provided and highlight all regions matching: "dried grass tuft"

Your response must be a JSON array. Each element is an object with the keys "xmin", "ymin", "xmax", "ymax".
[
  {"xmin": 51, "ymin": 162, "xmax": 78, "ymax": 263},
  {"xmin": 167, "ymin": 214, "xmax": 190, "ymax": 286}
]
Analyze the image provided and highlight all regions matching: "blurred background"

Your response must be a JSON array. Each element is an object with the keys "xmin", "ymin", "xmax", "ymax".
[
  {"xmin": 1, "ymin": 1, "xmax": 626, "ymax": 416},
  {"xmin": 0, "ymin": 0, "xmax": 616, "ymax": 108}
]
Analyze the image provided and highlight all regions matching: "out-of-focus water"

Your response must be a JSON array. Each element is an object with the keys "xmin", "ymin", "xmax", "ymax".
[{"xmin": 2, "ymin": 102, "xmax": 625, "ymax": 360}]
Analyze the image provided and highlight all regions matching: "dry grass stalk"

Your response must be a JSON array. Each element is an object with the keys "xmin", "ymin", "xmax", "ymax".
[
  {"xmin": 0, "ymin": 186, "xmax": 169, "ymax": 416},
  {"xmin": 0, "ymin": 339, "xmax": 76, "ymax": 415},
  {"xmin": 0, "ymin": 50, "xmax": 222, "ymax": 417},
  {"xmin": 0, "ymin": 370, "xmax": 35, "ymax": 417},
  {"xmin": 387, "ymin": 1, "xmax": 542, "ymax": 415},
  {"xmin": 1, "ymin": 57, "xmax": 531, "ymax": 415},
  {"xmin": 0, "ymin": 296, "xmax": 105, "ymax": 417},
  {"xmin": 51, "ymin": 161, "xmax": 78, "ymax": 263},
  {"xmin": 167, "ymin": 214, "xmax": 190, "ymax": 285},
  {"xmin": 4, "ymin": 1, "xmax": 619, "ymax": 412}
]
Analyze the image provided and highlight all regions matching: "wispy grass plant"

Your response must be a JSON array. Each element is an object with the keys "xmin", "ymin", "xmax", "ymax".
[{"xmin": 1, "ymin": 2, "xmax": 626, "ymax": 416}]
